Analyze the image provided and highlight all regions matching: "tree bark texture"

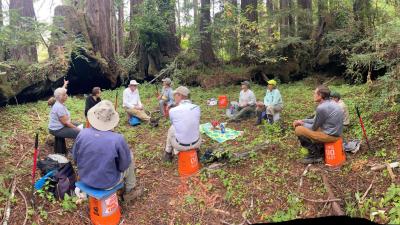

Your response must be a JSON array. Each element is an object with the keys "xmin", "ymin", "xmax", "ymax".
[
  {"xmin": 289, "ymin": 0, "xmax": 295, "ymax": 36},
  {"xmin": 266, "ymin": 0, "xmax": 274, "ymax": 36},
  {"xmin": 228, "ymin": 0, "xmax": 238, "ymax": 59},
  {"xmin": 199, "ymin": 0, "xmax": 216, "ymax": 65},
  {"xmin": 193, "ymin": 0, "xmax": 198, "ymax": 25},
  {"xmin": 159, "ymin": 0, "xmax": 180, "ymax": 57},
  {"xmin": 9, "ymin": 0, "xmax": 38, "ymax": 63},
  {"xmin": 0, "ymin": 0, "xmax": 5, "ymax": 61},
  {"xmin": 117, "ymin": 0, "xmax": 125, "ymax": 56},
  {"xmin": 298, "ymin": 0, "xmax": 313, "ymax": 39},
  {"xmin": 280, "ymin": 0, "xmax": 289, "ymax": 38}
]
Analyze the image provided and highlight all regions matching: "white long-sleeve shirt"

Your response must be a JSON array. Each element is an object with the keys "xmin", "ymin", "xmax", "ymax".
[{"xmin": 123, "ymin": 87, "xmax": 143, "ymax": 109}]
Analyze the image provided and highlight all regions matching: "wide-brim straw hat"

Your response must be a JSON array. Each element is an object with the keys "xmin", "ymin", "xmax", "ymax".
[{"xmin": 87, "ymin": 100, "xmax": 120, "ymax": 131}]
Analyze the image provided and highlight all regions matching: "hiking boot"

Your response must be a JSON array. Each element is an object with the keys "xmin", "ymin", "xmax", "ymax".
[
  {"xmin": 300, "ymin": 156, "xmax": 323, "ymax": 164},
  {"xmin": 163, "ymin": 152, "xmax": 173, "ymax": 162},
  {"xmin": 123, "ymin": 185, "xmax": 144, "ymax": 203}
]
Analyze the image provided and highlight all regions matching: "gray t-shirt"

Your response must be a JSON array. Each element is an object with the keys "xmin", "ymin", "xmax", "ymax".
[
  {"xmin": 48, "ymin": 101, "xmax": 70, "ymax": 131},
  {"xmin": 303, "ymin": 100, "xmax": 344, "ymax": 136}
]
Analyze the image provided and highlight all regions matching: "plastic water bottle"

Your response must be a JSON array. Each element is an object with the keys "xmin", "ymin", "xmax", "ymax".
[{"xmin": 220, "ymin": 124, "xmax": 225, "ymax": 134}]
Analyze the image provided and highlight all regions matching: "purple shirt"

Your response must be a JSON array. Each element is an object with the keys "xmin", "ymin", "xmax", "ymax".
[{"xmin": 72, "ymin": 127, "xmax": 132, "ymax": 189}]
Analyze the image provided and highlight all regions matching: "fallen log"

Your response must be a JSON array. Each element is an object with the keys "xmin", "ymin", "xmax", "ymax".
[
  {"xmin": 321, "ymin": 173, "xmax": 344, "ymax": 216},
  {"xmin": 371, "ymin": 162, "xmax": 399, "ymax": 171}
]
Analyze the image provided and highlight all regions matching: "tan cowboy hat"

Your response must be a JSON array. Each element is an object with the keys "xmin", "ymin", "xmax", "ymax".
[
  {"xmin": 129, "ymin": 80, "xmax": 139, "ymax": 86},
  {"xmin": 87, "ymin": 100, "xmax": 120, "ymax": 131}
]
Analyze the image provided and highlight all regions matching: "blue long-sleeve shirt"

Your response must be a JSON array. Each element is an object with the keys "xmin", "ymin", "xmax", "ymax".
[
  {"xmin": 161, "ymin": 86, "xmax": 174, "ymax": 106},
  {"xmin": 264, "ymin": 89, "xmax": 283, "ymax": 107},
  {"xmin": 72, "ymin": 127, "xmax": 132, "ymax": 189}
]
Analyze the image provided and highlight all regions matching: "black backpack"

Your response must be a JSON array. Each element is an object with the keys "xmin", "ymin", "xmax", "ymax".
[{"xmin": 37, "ymin": 157, "xmax": 76, "ymax": 200}]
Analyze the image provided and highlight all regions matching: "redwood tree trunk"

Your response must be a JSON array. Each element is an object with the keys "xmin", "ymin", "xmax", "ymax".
[
  {"xmin": 0, "ymin": 0, "xmax": 5, "ymax": 61},
  {"xmin": 159, "ymin": 0, "xmax": 180, "ymax": 57},
  {"xmin": 199, "ymin": 0, "xmax": 216, "ymax": 65},
  {"xmin": 289, "ymin": 0, "xmax": 295, "ymax": 36},
  {"xmin": 117, "ymin": 0, "xmax": 124, "ymax": 56},
  {"xmin": 353, "ymin": 0, "xmax": 372, "ymax": 34},
  {"xmin": 298, "ymin": 0, "xmax": 312, "ymax": 39},
  {"xmin": 266, "ymin": 0, "xmax": 274, "ymax": 35},
  {"xmin": 280, "ymin": 0, "xmax": 289, "ymax": 38},
  {"xmin": 241, "ymin": 0, "xmax": 257, "ymax": 23},
  {"xmin": 193, "ymin": 0, "xmax": 198, "ymax": 24},
  {"xmin": 9, "ymin": 0, "xmax": 38, "ymax": 63}
]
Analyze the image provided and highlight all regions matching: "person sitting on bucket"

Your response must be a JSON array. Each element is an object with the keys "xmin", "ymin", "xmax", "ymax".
[
  {"xmin": 164, "ymin": 86, "xmax": 201, "ymax": 162},
  {"xmin": 292, "ymin": 85, "xmax": 344, "ymax": 164},
  {"xmin": 228, "ymin": 81, "xmax": 256, "ymax": 122},
  {"xmin": 255, "ymin": 79, "xmax": 283, "ymax": 125},
  {"xmin": 123, "ymin": 80, "xmax": 151, "ymax": 122},
  {"xmin": 331, "ymin": 91, "xmax": 350, "ymax": 128},
  {"xmin": 72, "ymin": 100, "xmax": 144, "ymax": 203},
  {"xmin": 158, "ymin": 78, "xmax": 174, "ymax": 116}
]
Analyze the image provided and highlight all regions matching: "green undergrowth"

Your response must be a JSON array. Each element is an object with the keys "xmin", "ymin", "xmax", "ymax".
[{"xmin": 0, "ymin": 79, "xmax": 399, "ymax": 223}]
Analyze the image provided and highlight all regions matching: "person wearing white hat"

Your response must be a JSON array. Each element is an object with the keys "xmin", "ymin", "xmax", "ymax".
[
  {"xmin": 164, "ymin": 86, "xmax": 202, "ymax": 162},
  {"xmin": 158, "ymin": 78, "xmax": 174, "ymax": 116},
  {"xmin": 72, "ymin": 100, "xmax": 143, "ymax": 203},
  {"xmin": 228, "ymin": 81, "xmax": 257, "ymax": 122},
  {"xmin": 123, "ymin": 80, "xmax": 151, "ymax": 122}
]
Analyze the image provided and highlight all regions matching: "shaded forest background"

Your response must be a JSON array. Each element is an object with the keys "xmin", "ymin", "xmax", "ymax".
[{"xmin": 0, "ymin": 0, "xmax": 399, "ymax": 106}]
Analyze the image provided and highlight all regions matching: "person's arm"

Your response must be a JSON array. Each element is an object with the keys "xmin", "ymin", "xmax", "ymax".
[
  {"xmin": 248, "ymin": 91, "xmax": 256, "ymax": 105},
  {"xmin": 62, "ymin": 79, "xmax": 69, "ymax": 89},
  {"xmin": 136, "ymin": 92, "xmax": 143, "ymax": 109},
  {"xmin": 123, "ymin": 90, "xmax": 134, "ymax": 109},
  {"xmin": 116, "ymin": 136, "xmax": 132, "ymax": 172},
  {"xmin": 263, "ymin": 93, "xmax": 269, "ymax": 106},
  {"xmin": 71, "ymin": 135, "xmax": 80, "ymax": 162},
  {"xmin": 59, "ymin": 115, "xmax": 78, "ymax": 129},
  {"xmin": 311, "ymin": 107, "xmax": 326, "ymax": 131},
  {"xmin": 271, "ymin": 90, "xmax": 282, "ymax": 106}
]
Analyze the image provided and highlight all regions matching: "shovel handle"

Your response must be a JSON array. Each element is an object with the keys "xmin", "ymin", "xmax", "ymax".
[
  {"xmin": 355, "ymin": 106, "xmax": 361, "ymax": 118},
  {"xmin": 34, "ymin": 133, "xmax": 38, "ymax": 149}
]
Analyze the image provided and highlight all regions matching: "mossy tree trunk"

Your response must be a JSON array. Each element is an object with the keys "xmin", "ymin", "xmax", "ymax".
[{"xmin": 9, "ymin": 0, "xmax": 38, "ymax": 63}]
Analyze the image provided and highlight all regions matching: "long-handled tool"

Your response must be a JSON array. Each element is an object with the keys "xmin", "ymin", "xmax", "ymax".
[
  {"xmin": 355, "ymin": 105, "xmax": 371, "ymax": 151},
  {"xmin": 31, "ymin": 133, "xmax": 39, "ymax": 207},
  {"xmin": 114, "ymin": 91, "xmax": 118, "ymax": 110}
]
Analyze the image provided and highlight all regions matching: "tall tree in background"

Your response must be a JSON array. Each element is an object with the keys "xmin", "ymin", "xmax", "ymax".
[
  {"xmin": 288, "ymin": 0, "xmax": 295, "ymax": 36},
  {"xmin": 241, "ymin": 0, "xmax": 257, "ymax": 23},
  {"xmin": 9, "ymin": 0, "xmax": 38, "ymax": 63},
  {"xmin": 298, "ymin": 0, "xmax": 312, "ymax": 39},
  {"xmin": 193, "ymin": 0, "xmax": 198, "ymax": 25},
  {"xmin": 0, "ymin": 0, "xmax": 5, "ymax": 61},
  {"xmin": 241, "ymin": 0, "xmax": 257, "ymax": 57},
  {"xmin": 280, "ymin": 0, "xmax": 289, "ymax": 38},
  {"xmin": 353, "ymin": 0, "xmax": 372, "ymax": 34},
  {"xmin": 199, "ymin": 0, "xmax": 216, "ymax": 65},
  {"xmin": 117, "ymin": 0, "xmax": 125, "ymax": 56},
  {"xmin": 127, "ymin": 0, "xmax": 143, "ymax": 54},
  {"xmin": 266, "ymin": 0, "xmax": 275, "ymax": 36},
  {"xmin": 159, "ymin": 0, "xmax": 180, "ymax": 57}
]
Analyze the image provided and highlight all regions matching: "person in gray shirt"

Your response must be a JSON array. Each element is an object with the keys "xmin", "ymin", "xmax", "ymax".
[{"xmin": 292, "ymin": 85, "xmax": 344, "ymax": 164}]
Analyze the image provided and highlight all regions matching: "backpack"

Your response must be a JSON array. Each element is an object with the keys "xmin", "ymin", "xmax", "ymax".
[{"xmin": 37, "ymin": 155, "xmax": 77, "ymax": 200}]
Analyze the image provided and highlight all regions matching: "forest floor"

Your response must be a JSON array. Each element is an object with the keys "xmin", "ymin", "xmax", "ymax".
[{"xmin": 0, "ymin": 77, "xmax": 399, "ymax": 225}]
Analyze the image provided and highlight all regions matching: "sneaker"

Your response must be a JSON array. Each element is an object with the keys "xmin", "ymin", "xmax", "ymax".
[
  {"xmin": 163, "ymin": 152, "xmax": 173, "ymax": 162},
  {"xmin": 300, "ymin": 156, "xmax": 323, "ymax": 164},
  {"xmin": 123, "ymin": 185, "xmax": 144, "ymax": 203}
]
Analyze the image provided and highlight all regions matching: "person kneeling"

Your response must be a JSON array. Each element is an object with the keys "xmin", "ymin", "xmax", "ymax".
[
  {"xmin": 164, "ymin": 86, "xmax": 201, "ymax": 162},
  {"xmin": 72, "ymin": 100, "xmax": 143, "ymax": 203},
  {"xmin": 293, "ymin": 85, "xmax": 344, "ymax": 164}
]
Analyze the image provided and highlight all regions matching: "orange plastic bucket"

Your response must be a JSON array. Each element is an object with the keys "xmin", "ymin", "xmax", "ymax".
[
  {"xmin": 324, "ymin": 137, "xmax": 346, "ymax": 167},
  {"xmin": 218, "ymin": 95, "xmax": 228, "ymax": 109},
  {"xmin": 178, "ymin": 149, "xmax": 200, "ymax": 177},
  {"xmin": 89, "ymin": 193, "xmax": 121, "ymax": 225}
]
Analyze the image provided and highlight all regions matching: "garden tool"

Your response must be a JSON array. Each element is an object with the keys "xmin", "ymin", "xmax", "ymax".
[
  {"xmin": 114, "ymin": 91, "xmax": 118, "ymax": 110},
  {"xmin": 355, "ymin": 105, "xmax": 371, "ymax": 151},
  {"xmin": 31, "ymin": 132, "xmax": 39, "ymax": 207}
]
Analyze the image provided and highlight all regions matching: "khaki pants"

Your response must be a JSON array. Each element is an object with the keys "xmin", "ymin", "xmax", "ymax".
[
  {"xmin": 295, "ymin": 126, "xmax": 339, "ymax": 143},
  {"xmin": 165, "ymin": 126, "xmax": 202, "ymax": 155},
  {"xmin": 124, "ymin": 107, "xmax": 150, "ymax": 121}
]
